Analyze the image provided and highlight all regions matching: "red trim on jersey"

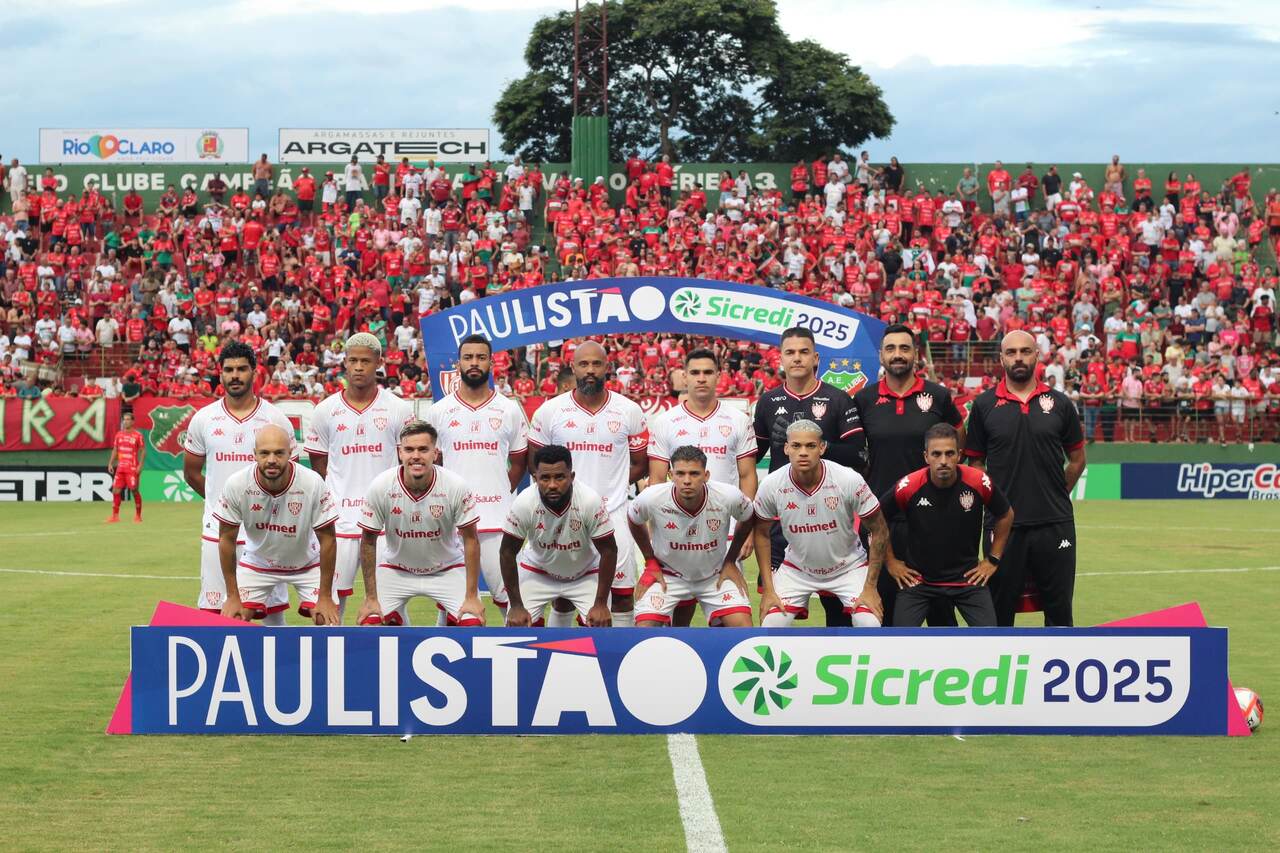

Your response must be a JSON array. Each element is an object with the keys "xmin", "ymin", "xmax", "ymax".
[
  {"xmin": 1063, "ymin": 439, "xmax": 1085, "ymax": 453},
  {"xmin": 963, "ymin": 448, "xmax": 985, "ymax": 459},
  {"xmin": 455, "ymin": 390, "xmax": 497, "ymax": 412},
  {"xmin": 788, "ymin": 464, "xmax": 826, "ymax": 496},
  {"xmin": 357, "ymin": 522, "xmax": 383, "ymax": 535},
  {"xmin": 457, "ymin": 517, "xmax": 479, "ymax": 529},
  {"xmin": 339, "ymin": 388, "xmax": 380, "ymax": 415},
  {"xmin": 570, "ymin": 389, "xmax": 612, "ymax": 416},
  {"xmin": 671, "ymin": 484, "xmax": 708, "ymax": 517},
  {"xmin": 254, "ymin": 462, "xmax": 296, "ymax": 497},
  {"xmin": 635, "ymin": 613, "xmax": 672, "ymax": 624},
  {"xmin": 957, "ymin": 465, "xmax": 994, "ymax": 501},
  {"xmin": 399, "ymin": 467, "xmax": 437, "ymax": 502},
  {"xmin": 782, "ymin": 379, "xmax": 821, "ymax": 401},
  {"xmin": 894, "ymin": 468, "xmax": 931, "ymax": 511},
  {"xmin": 735, "ymin": 449, "xmax": 757, "ymax": 459},
  {"xmin": 877, "ymin": 377, "xmax": 926, "ymax": 414},
  {"xmin": 312, "ymin": 515, "xmax": 339, "ymax": 531},
  {"xmin": 680, "ymin": 400, "xmax": 721, "ymax": 422},
  {"xmin": 221, "ymin": 397, "xmax": 263, "ymax": 425},
  {"xmin": 843, "ymin": 604, "xmax": 877, "ymax": 616},
  {"xmin": 335, "ymin": 531, "xmax": 363, "ymax": 539},
  {"xmin": 542, "ymin": 494, "xmax": 571, "ymax": 517},
  {"xmin": 994, "ymin": 379, "xmax": 1052, "ymax": 415},
  {"xmin": 210, "ymin": 511, "xmax": 237, "ymax": 527},
  {"xmin": 708, "ymin": 604, "xmax": 752, "ymax": 621}
]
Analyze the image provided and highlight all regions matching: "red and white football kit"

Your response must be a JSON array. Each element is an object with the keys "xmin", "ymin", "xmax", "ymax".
[
  {"xmin": 111, "ymin": 429, "xmax": 144, "ymax": 490},
  {"xmin": 184, "ymin": 398, "xmax": 294, "ymax": 613}
]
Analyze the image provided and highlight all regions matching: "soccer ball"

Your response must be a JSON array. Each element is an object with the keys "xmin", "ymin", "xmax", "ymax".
[{"xmin": 1234, "ymin": 687, "xmax": 1263, "ymax": 732}]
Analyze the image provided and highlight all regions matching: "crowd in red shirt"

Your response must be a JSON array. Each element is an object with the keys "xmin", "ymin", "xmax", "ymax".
[{"xmin": 1, "ymin": 150, "xmax": 1278, "ymax": 442}]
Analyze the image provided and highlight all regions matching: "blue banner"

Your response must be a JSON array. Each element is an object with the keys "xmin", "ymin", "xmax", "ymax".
[
  {"xmin": 130, "ymin": 626, "xmax": 1229, "ymax": 735},
  {"xmin": 420, "ymin": 278, "xmax": 885, "ymax": 399},
  {"xmin": 1121, "ymin": 462, "xmax": 1280, "ymax": 499}
]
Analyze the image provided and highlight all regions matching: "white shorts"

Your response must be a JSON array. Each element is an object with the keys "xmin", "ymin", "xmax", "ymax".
[
  {"xmin": 509, "ymin": 567, "xmax": 600, "ymax": 625},
  {"xmin": 1046, "ymin": 192, "xmax": 1062, "ymax": 211},
  {"xmin": 236, "ymin": 566, "xmax": 319, "ymax": 617},
  {"xmin": 375, "ymin": 566, "xmax": 481, "ymax": 626},
  {"xmin": 636, "ymin": 574, "xmax": 752, "ymax": 625},
  {"xmin": 478, "ymin": 530, "xmax": 508, "ymax": 607},
  {"xmin": 200, "ymin": 538, "xmax": 287, "ymax": 614},
  {"xmin": 769, "ymin": 563, "xmax": 879, "ymax": 624},
  {"xmin": 334, "ymin": 535, "xmax": 364, "ymax": 600},
  {"xmin": 609, "ymin": 506, "xmax": 640, "ymax": 594}
]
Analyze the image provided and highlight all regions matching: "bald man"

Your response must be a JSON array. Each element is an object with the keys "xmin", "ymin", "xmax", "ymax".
[
  {"xmin": 529, "ymin": 339, "xmax": 648, "ymax": 626},
  {"xmin": 213, "ymin": 424, "xmax": 341, "ymax": 624},
  {"xmin": 963, "ymin": 331, "xmax": 1086, "ymax": 625}
]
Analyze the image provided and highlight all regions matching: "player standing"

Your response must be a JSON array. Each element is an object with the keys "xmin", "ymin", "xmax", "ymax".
[
  {"xmin": 305, "ymin": 332, "xmax": 415, "ymax": 622},
  {"xmin": 629, "ymin": 446, "xmax": 755, "ymax": 627},
  {"xmin": 355, "ymin": 421, "xmax": 485, "ymax": 626},
  {"xmin": 528, "ymin": 340, "xmax": 647, "ymax": 627},
  {"xmin": 106, "ymin": 411, "xmax": 145, "ymax": 523},
  {"xmin": 423, "ymin": 334, "xmax": 528, "ymax": 617},
  {"xmin": 882, "ymin": 424, "xmax": 1013, "ymax": 627},
  {"xmin": 752, "ymin": 420, "xmax": 887, "ymax": 627},
  {"xmin": 964, "ymin": 331, "xmax": 1086, "ymax": 626},
  {"xmin": 500, "ymin": 445, "xmax": 617, "ymax": 627},
  {"xmin": 854, "ymin": 323, "xmax": 965, "ymax": 625},
  {"xmin": 183, "ymin": 342, "xmax": 292, "ymax": 622},
  {"xmin": 213, "ymin": 425, "xmax": 341, "ymax": 625},
  {"xmin": 752, "ymin": 327, "xmax": 867, "ymax": 627}
]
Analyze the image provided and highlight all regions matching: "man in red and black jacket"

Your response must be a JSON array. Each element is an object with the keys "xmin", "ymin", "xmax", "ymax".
[
  {"xmin": 963, "ymin": 331, "xmax": 1086, "ymax": 626},
  {"xmin": 881, "ymin": 423, "xmax": 1013, "ymax": 627}
]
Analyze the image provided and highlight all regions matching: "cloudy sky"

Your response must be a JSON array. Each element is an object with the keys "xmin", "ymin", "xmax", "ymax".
[{"xmin": 2, "ymin": 0, "xmax": 1276, "ymax": 163}]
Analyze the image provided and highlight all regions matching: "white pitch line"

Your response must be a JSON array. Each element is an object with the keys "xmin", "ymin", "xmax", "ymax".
[
  {"xmin": 666, "ymin": 734, "xmax": 728, "ymax": 853},
  {"xmin": 1078, "ymin": 566, "xmax": 1280, "ymax": 578},
  {"xmin": 0, "ymin": 568, "xmax": 192, "ymax": 580},
  {"xmin": 0, "ymin": 531, "xmax": 94, "ymax": 538},
  {"xmin": 1077, "ymin": 525, "xmax": 1272, "ymax": 533}
]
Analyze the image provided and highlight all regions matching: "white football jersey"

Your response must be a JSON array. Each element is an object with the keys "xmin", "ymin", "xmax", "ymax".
[
  {"xmin": 423, "ymin": 390, "xmax": 528, "ymax": 532},
  {"xmin": 304, "ymin": 387, "xmax": 415, "ymax": 537},
  {"xmin": 754, "ymin": 460, "xmax": 880, "ymax": 578},
  {"xmin": 213, "ymin": 463, "xmax": 337, "ymax": 573},
  {"xmin": 647, "ymin": 402, "xmax": 755, "ymax": 488},
  {"xmin": 528, "ymin": 390, "xmax": 647, "ymax": 511},
  {"xmin": 503, "ymin": 481, "xmax": 614, "ymax": 581},
  {"xmin": 184, "ymin": 397, "xmax": 296, "ymax": 540},
  {"xmin": 359, "ymin": 465, "xmax": 478, "ymax": 574},
  {"xmin": 627, "ymin": 481, "xmax": 754, "ymax": 582}
]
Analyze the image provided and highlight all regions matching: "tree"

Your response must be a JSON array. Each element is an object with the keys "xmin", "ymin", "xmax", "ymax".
[{"xmin": 493, "ymin": 0, "xmax": 894, "ymax": 163}]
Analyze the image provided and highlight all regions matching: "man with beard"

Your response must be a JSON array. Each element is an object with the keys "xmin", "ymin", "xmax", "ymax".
[
  {"xmin": 305, "ymin": 333, "xmax": 415, "ymax": 622},
  {"xmin": 855, "ymin": 324, "xmax": 965, "ymax": 625},
  {"xmin": 424, "ymin": 334, "xmax": 528, "ymax": 618},
  {"xmin": 964, "ymin": 331, "xmax": 1086, "ymax": 626},
  {"xmin": 214, "ymin": 424, "xmax": 340, "ymax": 625},
  {"xmin": 753, "ymin": 326, "xmax": 867, "ymax": 626},
  {"xmin": 529, "ymin": 340, "xmax": 648, "ymax": 626},
  {"xmin": 184, "ymin": 342, "xmax": 293, "ymax": 622}
]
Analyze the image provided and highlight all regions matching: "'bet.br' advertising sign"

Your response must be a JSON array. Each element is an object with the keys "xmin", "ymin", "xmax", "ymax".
[
  {"xmin": 421, "ymin": 278, "xmax": 884, "ymax": 399},
  {"xmin": 128, "ymin": 627, "xmax": 1229, "ymax": 735}
]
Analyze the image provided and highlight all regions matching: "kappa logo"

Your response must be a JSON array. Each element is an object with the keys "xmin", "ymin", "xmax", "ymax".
[
  {"xmin": 1040, "ymin": 394, "xmax": 1055, "ymax": 413},
  {"xmin": 337, "ymin": 423, "xmax": 350, "ymax": 431},
  {"xmin": 565, "ymin": 420, "xmax": 578, "ymax": 429},
  {"xmin": 1059, "ymin": 539, "xmax": 1072, "ymax": 549},
  {"xmin": 430, "ymin": 505, "xmax": 445, "ymax": 519},
  {"xmin": 731, "ymin": 645, "xmax": 797, "ymax": 717},
  {"xmin": 665, "ymin": 521, "xmax": 678, "ymax": 530},
  {"xmin": 917, "ymin": 497, "xmax": 933, "ymax": 507},
  {"xmin": 250, "ymin": 503, "xmax": 264, "ymax": 512},
  {"xmin": 288, "ymin": 500, "xmax": 303, "ymax": 516},
  {"xmin": 212, "ymin": 428, "xmax": 225, "ymax": 437},
  {"xmin": 811, "ymin": 402, "xmax": 827, "ymax": 419},
  {"xmin": 676, "ymin": 428, "xmax": 689, "ymax": 437},
  {"xmin": 785, "ymin": 501, "xmax": 799, "ymax": 510},
  {"xmin": 391, "ymin": 506, "xmax": 403, "ymax": 515},
  {"xmin": 449, "ymin": 420, "xmax": 462, "ymax": 428},
  {"xmin": 916, "ymin": 392, "xmax": 934, "ymax": 412},
  {"xmin": 721, "ymin": 592, "xmax": 734, "ymax": 602},
  {"xmin": 876, "ymin": 396, "xmax": 890, "ymax": 405},
  {"xmin": 959, "ymin": 491, "xmax": 975, "ymax": 511},
  {"xmin": 774, "ymin": 406, "xmax": 787, "ymax": 415}
]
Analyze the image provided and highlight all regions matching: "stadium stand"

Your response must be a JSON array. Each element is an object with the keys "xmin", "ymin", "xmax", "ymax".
[{"xmin": 1, "ymin": 153, "xmax": 1277, "ymax": 443}]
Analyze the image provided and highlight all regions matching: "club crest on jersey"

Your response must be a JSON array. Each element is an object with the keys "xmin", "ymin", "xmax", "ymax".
[
  {"xmin": 959, "ymin": 490, "xmax": 975, "ymax": 511},
  {"xmin": 489, "ymin": 417, "xmax": 503, "ymax": 430},
  {"xmin": 719, "ymin": 425, "xmax": 732, "ymax": 437},
  {"xmin": 569, "ymin": 518, "xmax": 582, "ymax": 532},
  {"xmin": 825, "ymin": 496, "xmax": 839, "ymax": 511},
  {"xmin": 1039, "ymin": 394, "xmax": 1055, "ymax": 413},
  {"xmin": 373, "ymin": 417, "xmax": 388, "ymax": 431},
  {"xmin": 288, "ymin": 500, "xmax": 303, "ymax": 516},
  {"xmin": 917, "ymin": 393, "xmax": 934, "ymax": 412},
  {"xmin": 707, "ymin": 518, "xmax": 722, "ymax": 532},
  {"xmin": 429, "ymin": 504, "xmax": 444, "ymax": 518},
  {"xmin": 204, "ymin": 590, "xmax": 224, "ymax": 607},
  {"xmin": 608, "ymin": 420, "xmax": 622, "ymax": 433},
  {"xmin": 810, "ymin": 402, "xmax": 827, "ymax": 419}
]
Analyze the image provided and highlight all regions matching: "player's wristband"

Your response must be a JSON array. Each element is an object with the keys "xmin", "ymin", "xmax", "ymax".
[
  {"xmin": 987, "ymin": 554, "xmax": 1002, "ymax": 567},
  {"xmin": 641, "ymin": 558, "xmax": 663, "ymax": 586}
]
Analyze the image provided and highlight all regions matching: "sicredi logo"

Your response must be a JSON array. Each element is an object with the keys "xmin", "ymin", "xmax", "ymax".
[
  {"xmin": 717, "ymin": 636, "xmax": 1190, "ymax": 727},
  {"xmin": 668, "ymin": 287, "xmax": 859, "ymax": 348}
]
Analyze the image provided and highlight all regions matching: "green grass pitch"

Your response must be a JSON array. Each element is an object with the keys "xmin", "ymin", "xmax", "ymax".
[{"xmin": 0, "ymin": 500, "xmax": 1276, "ymax": 851}]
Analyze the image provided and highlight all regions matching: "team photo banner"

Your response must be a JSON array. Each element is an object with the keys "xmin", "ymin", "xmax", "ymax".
[
  {"xmin": 421, "ymin": 277, "xmax": 885, "ymax": 399},
  {"xmin": 278, "ymin": 129, "xmax": 490, "ymax": 163},
  {"xmin": 39, "ymin": 128, "xmax": 249, "ymax": 164},
  {"xmin": 124, "ymin": 625, "xmax": 1232, "ymax": 736}
]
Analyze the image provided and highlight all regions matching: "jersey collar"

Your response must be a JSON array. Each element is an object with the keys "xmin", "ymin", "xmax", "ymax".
[
  {"xmin": 788, "ymin": 462, "xmax": 827, "ymax": 497},
  {"xmin": 671, "ymin": 484, "xmax": 709, "ymax": 517},
  {"xmin": 255, "ymin": 461, "xmax": 296, "ymax": 497},
  {"xmin": 995, "ymin": 379, "xmax": 1051, "ymax": 414},
  {"xmin": 399, "ymin": 466, "xmax": 436, "ymax": 502},
  {"xmin": 680, "ymin": 400, "xmax": 720, "ymax": 422},
  {"xmin": 782, "ymin": 378, "xmax": 821, "ymax": 401},
  {"xmin": 222, "ymin": 397, "xmax": 262, "ymax": 424},
  {"xmin": 570, "ymin": 389, "xmax": 611, "ymax": 416},
  {"xmin": 877, "ymin": 376, "xmax": 925, "ymax": 399}
]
